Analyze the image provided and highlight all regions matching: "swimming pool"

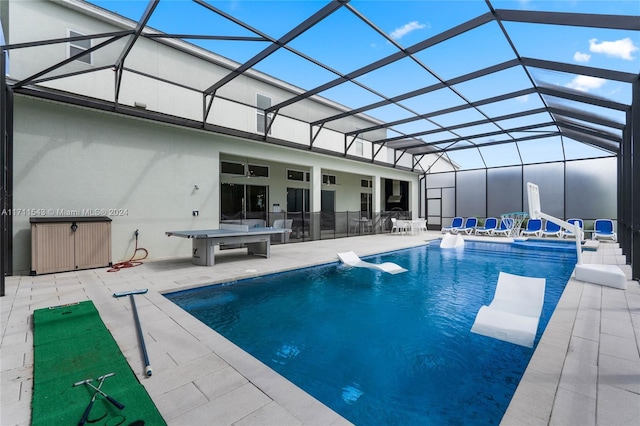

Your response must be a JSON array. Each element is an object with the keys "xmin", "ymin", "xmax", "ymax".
[{"xmin": 166, "ymin": 240, "xmax": 577, "ymax": 425}]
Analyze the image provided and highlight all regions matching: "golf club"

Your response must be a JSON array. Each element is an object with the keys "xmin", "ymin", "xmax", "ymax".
[
  {"xmin": 75, "ymin": 373, "xmax": 108, "ymax": 426},
  {"xmin": 76, "ymin": 373, "xmax": 125, "ymax": 410}
]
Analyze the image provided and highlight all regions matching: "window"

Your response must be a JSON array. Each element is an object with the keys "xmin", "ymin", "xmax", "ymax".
[
  {"xmin": 248, "ymin": 164, "xmax": 269, "ymax": 178},
  {"xmin": 68, "ymin": 30, "xmax": 92, "ymax": 64},
  {"xmin": 221, "ymin": 161, "xmax": 245, "ymax": 175},
  {"xmin": 287, "ymin": 170, "xmax": 304, "ymax": 181},
  {"xmin": 361, "ymin": 179, "xmax": 372, "ymax": 188},
  {"xmin": 256, "ymin": 94, "xmax": 272, "ymax": 135},
  {"xmin": 221, "ymin": 161, "xmax": 269, "ymax": 178},
  {"xmin": 322, "ymin": 174, "xmax": 336, "ymax": 185},
  {"xmin": 287, "ymin": 170, "xmax": 310, "ymax": 182}
]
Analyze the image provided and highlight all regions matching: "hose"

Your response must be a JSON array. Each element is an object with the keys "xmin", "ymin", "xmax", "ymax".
[{"xmin": 107, "ymin": 229, "xmax": 148, "ymax": 272}]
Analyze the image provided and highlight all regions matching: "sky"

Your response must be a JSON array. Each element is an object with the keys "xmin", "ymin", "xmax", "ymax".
[{"xmin": 84, "ymin": 0, "xmax": 640, "ymax": 169}]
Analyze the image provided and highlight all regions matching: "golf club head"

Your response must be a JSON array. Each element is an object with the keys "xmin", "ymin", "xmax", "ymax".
[{"xmin": 97, "ymin": 372, "xmax": 115, "ymax": 381}]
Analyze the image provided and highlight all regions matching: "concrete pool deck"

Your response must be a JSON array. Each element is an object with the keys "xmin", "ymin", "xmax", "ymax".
[{"xmin": 1, "ymin": 232, "xmax": 638, "ymax": 425}]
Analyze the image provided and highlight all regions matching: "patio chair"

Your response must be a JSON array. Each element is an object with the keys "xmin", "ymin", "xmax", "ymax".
[
  {"xmin": 456, "ymin": 217, "xmax": 478, "ymax": 235},
  {"xmin": 563, "ymin": 218, "xmax": 584, "ymax": 240},
  {"xmin": 541, "ymin": 220, "xmax": 562, "ymax": 238},
  {"xmin": 520, "ymin": 218, "xmax": 543, "ymax": 238},
  {"xmin": 272, "ymin": 219, "xmax": 293, "ymax": 242},
  {"xmin": 441, "ymin": 217, "xmax": 463, "ymax": 233},
  {"xmin": 492, "ymin": 218, "xmax": 514, "ymax": 237},
  {"xmin": 414, "ymin": 218, "xmax": 427, "ymax": 234},
  {"xmin": 475, "ymin": 217, "xmax": 498, "ymax": 236},
  {"xmin": 470, "ymin": 271, "xmax": 546, "ymax": 348},
  {"xmin": 592, "ymin": 219, "xmax": 616, "ymax": 241},
  {"xmin": 391, "ymin": 218, "xmax": 409, "ymax": 234}
]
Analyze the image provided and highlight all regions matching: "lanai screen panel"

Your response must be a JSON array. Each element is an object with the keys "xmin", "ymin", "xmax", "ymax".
[
  {"xmin": 523, "ymin": 163, "xmax": 566, "ymax": 218},
  {"xmin": 487, "ymin": 166, "xmax": 523, "ymax": 217},
  {"xmin": 456, "ymin": 169, "xmax": 487, "ymax": 219},
  {"xmin": 566, "ymin": 157, "xmax": 617, "ymax": 221}
]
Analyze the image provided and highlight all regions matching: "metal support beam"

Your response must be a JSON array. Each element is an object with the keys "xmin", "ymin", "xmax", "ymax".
[
  {"xmin": 13, "ymin": 36, "xmax": 128, "ymax": 89},
  {"xmin": 538, "ymin": 84, "xmax": 629, "ymax": 111},
  {"xmin": 266, "ymin": 12, "xmax": 494, "ymax": 114},
  {"xmin": 620, "ymin": 111, "xmax": 631, "ymax": 262},
  {"xmin": 310, "ymin": 123, "xmax": 325, "ymax": 148},
  {"xmin": 631, "ymin": 79, "xmax": 640, "ymax": 280},
  {"xmin": 373, "ymin": 142, "xmax": 385, "ymax": 161},
  {"xmin": 203, "ymin": 92, "xmax": 216, "ymax": 128},
  {"xmin": 204, "ymin": 0, "xmax": 349, "ymax": 96},
  {"xmin": 114, "ymin": 0, "xmax": 160, "ymax": 105},
  {"xmin": 345, "ymin": 134, "xmax": 358, "ymax": 156},
  {"xmin": 522, "ymin": 57, "xmax": 637, "ymax": 84},
  {"xmin": 381, "ymin": 107, "xmax": 548, "ymax": 146},
  {"xmin": 0, "ymin": 52, "xmax": 12, "ymax": 296},
  {"xmin": 495, "ymin": 9, "xmax": 640, "ymax": 30},
  {"xmin": 345, "ymin": 87, "xmax": 536, "ymax": 137},
  {"xmin": 264, "ymin": 109, "xmax": 278, "ymax": 139}
]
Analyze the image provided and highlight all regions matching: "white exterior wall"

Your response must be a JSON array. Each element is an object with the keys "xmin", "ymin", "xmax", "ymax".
[
  {"xmin": 7, "ymin": 0, "xmax": 431, "ymax": 273},
  {"xmin": 12, "ymin": 96, "xmax": 418, "ymax": 273},
  {"xmin": 8, "ymin": 0, "xmax": 390, "ymax": 160}
]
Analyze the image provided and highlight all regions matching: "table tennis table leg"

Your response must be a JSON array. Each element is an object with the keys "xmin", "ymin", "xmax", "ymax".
[
  {"xmin": 246, "ymin": 241, "xmax": 270, "ymax": 258},
  {"xmin": 192, "ymin": 239, "xmax": 215, "ymax": 266}
]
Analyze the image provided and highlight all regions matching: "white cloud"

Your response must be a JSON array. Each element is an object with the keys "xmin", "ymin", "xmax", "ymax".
[
  {"xmin": 565, "ymin": 75, "xmax": 606, "ymax": 93},
  {"xmin": 589, "ymin": 37, "xmax": 638, "ymax": 61},
  {"xmin": 390, "ymin": 21, "xmax": 427, "ymax": 40},
  {"xmin": 516, "ymin": 94, "xmax": 530, "ymax": 103},
  {"xmin": 573, "ymin": 51, "xmax": 591, "ymax": 62}
]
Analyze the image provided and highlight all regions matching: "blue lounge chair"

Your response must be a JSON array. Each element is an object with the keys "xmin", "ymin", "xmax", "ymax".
[
  {"xmin": 456, "ymin": 217, "xmax": 478, "ymax": 235},
  {"xmin": 492, "ymin": 218, "xmax": 514, "ymax": 237},
  {"xmin": 475, "ymin": 217, "xmax": 498, "ymax": 236},
  {"xmin": 521, "ymin": 218, "xmax": 542, "ymax": 237},
  {"xmin": 542, "ymin": 220, "xmax": 562, "ymax": 238},
  {"xmin": 563, "ymin": 218, "xmax": 583, "ymax": 240},
  {"xmin": 441, "ymin": 217, "xmax": 463, "ymax": 233},
  {"xmin": 592, "ymin": 219, "xmax": 616, "ymax": 241}
]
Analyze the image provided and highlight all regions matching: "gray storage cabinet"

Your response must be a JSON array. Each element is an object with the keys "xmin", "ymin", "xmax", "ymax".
[{"xmin": 30, "ymin": 216, "xmax": 112, "ymax": 275}]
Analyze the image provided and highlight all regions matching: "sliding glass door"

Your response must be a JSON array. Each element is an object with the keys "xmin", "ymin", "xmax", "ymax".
[{"xmin": 221, "ymin": 183, "xmax": 268, "ymax": 221}]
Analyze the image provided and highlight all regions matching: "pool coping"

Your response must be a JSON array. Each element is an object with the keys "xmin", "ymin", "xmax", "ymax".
[{"xmin": 1, "ymin": 233, "xmax": 637, "ymax": 425}]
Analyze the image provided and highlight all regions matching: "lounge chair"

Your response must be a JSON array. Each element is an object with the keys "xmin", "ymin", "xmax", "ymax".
[
  {"xmin": 492, "ymin": 218, "xmax": 514, "ymax": 237},
  {"xmin": 592, "ymin": 219, "xmax": 616, "ymax": 241},
  {"xmin": 475, "ymin": 217, "xmax": 498, "ymax": 236},
  {"xmin": 470, "ymin": 272, "xmax": 546, "ymax": 348},
  {"xmin": 440, "ymin": 233, "xmax": 464, "ymax": 248},
  {"xmin": 541, "ymin": 220, "xmax": 562, "ymax": 238},
  {"xmin": 456, "ymin": 217, "xmax": 477, "ymax": 235},
  {"xmin": 441, "ymin": 217, "xmax": 463, "ymax": 233},
  {"xmin": 337, "ymin": 251, "xmax": 407, "ymax": 274},
  {"xmin": 563, "ymin": 218, "xmax": 584, "ymax": 240},
  {"xmin": 520, "ymin": 218, "xmax": 542, "ymax": 238}
]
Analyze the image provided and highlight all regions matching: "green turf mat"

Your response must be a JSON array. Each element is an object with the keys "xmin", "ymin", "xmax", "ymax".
[{"xmin": 32, "ymin": 301, "xmax": 166, "ymax": 426}]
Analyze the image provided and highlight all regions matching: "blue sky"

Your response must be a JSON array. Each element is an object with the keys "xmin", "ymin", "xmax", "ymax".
[{"xmin": 86, "ymin": 0, "xmax": 639, "ymax": 168}]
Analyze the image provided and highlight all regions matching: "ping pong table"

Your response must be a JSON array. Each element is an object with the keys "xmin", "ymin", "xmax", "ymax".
[{"xmin": 166, "ymin": 224, "xmax": 287, "ymax": 266}]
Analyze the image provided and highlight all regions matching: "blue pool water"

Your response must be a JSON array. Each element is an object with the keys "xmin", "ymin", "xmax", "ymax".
[
  {"xmin": 166, "ymin": 241, "xmax": 577, "ymax": 425},
  {"xmin": 512, "ymin": 239, "xmax": 584, "ymax": 252}
]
